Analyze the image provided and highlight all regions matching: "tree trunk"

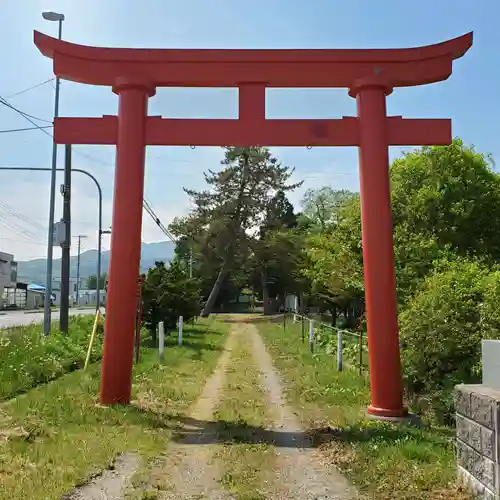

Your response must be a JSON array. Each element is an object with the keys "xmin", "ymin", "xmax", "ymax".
[
  {"xmin": 330, "ymin": 304, "xmax": 337, "ymax": 326},
  {"xmin": 200, "ymin": 258, "xmax": 229, "ymax": 317}
]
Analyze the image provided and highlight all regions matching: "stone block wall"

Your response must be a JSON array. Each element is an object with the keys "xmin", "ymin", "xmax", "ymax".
[{"xmin": 455, "ymin": 384, "xmax": 500, "ymax": 499}]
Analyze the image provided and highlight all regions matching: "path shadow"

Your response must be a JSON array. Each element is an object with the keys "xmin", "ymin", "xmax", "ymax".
[
  {"xmin": 215, "ymin": 314, "xmax": 283, "ymax": 324},
  {"xmin": 124, "ymin": 406, "xmax": 441, "ymax": 450},
  {"xmin": 173, "ymin": 415, "xmax": 313, "ymax": 448}
]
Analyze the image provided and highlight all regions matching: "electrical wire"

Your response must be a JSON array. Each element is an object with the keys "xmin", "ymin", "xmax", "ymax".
[
  {"xmin": 0, "ymin": 125, "xmax": 53, "ymax": 133},
  {"xmin": 0, "ymin": 97, "xmax": 53, "ymax": 135},
  {"xmin": 0, "ymin": 96, "xmax": 53, "ymax": 125},
  {"xmin": 0, "ymin": 235, "xmax": 46, "ymax": 247},
  {"xmin": 5, "ymin": 78, "xmax": 55, "ymax": 99},
  {"xmin": 143, "ymin": 198, "xmax": 177, "ymax": 243},
  {"xmin": 0, "ymin": 200, "xmax": 47, "ymax": 232},
  {"xmin": 0, "ymin": 216, "xmax": 43, "ymax": 245}
]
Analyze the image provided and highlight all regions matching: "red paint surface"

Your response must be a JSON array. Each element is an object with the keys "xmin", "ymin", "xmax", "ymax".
[
  {"xmin": 35, "ymin": 31, "xmax": 472, "ymax": 416},
  {"xmin": 351, "ymin": 79, "xmax": 406, "ymax": 417},
  {"xmin": 99, "ymin": 83, "xmax": 151, "ymax": 405}
]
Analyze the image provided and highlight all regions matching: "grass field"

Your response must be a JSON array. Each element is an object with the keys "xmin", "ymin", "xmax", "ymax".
[
  {"xmin": 257, "ymin": 319, "xmax": 471, "ymax": 500},
  {"xmin": 0, "ymin": 315, "xmax": 103, "ymax": 401},
  {"xmin": 0, "ymin": 319, "xmax": 229, "ymax": 500}
]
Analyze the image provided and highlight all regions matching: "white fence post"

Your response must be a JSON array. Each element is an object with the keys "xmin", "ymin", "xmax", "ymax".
[
  {"xmin": 337, "ymin": 330, "xmax": 343, "ymax": 371},
  {"xmin": 159, "ymin": 321, "xmax": 165, "ymax": 361},
  {"xmin": 178, "ymin": 315, "xmax": 183, "ymax": 346},
  {"xmin": 308, "ymin": 319, "xmax": 314, "ymax": 353}
]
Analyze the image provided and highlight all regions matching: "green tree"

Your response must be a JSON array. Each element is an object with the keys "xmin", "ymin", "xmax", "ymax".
[
  {"xmin": 391, "ymin": 138, "xmax": 500, "ymax": 260},
  {"xmin": 174, "ymin": 147, "xmax": 301, "ymax": 317},
  {"xmin": 86, "ymin": 272, "xmax": 107, "ymax": 290},
  {"xmin": 142, "ymin": 260, "xmax": 202, "ymax": 339},
  {"xmin": 300, "ymin": 186, "xmax": 356, "ymax": 231}
]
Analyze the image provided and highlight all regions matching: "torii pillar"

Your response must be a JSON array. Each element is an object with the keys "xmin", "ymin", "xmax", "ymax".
[
  {"xmin": 34, "ymin": 30, "xmax": 472, "ymax": 416},
  {"xmin": 349, "ymin": 76, "xmax": 403, "ymax": 416}
]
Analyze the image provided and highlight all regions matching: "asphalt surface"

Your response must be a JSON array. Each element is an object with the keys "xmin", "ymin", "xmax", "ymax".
[{"xmin": 0, "ymin": 308, "xmax": 98, "ymax": 329}]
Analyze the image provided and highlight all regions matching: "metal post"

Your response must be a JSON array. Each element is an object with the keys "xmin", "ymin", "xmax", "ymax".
[
  {"xmin": 178, "ymin": 316, "xmax": 183, "ymax": 346},
  {"xmin": 308, "ymin": 319, "xmax": 314, "ymax": 353},
  {"xmin": 59, "ymin": 144, "xmax": 72, "ymax": 333},
  {"xmin": 43, "ymin": 19, "xmax": 63, "ymax": 335},
  {"xmin": 283, "ymin": 290, "xmax": 287, "ymax": 330},
  {"xmin": 76, "ymin": 236, "xmax": 81, "ymax": 305},
  {"xmin": 337, "ymin": 330, "xmax": 343, "ymax": 372},
  {"xmin": 75, "ymin": 235, "xmax": 86, "ymax": 305},
  {"xmin": 158, "ymin": 321, "xmax": 165, "ymax": 361}
]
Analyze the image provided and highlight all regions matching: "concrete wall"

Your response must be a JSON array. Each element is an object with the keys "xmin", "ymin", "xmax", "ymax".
[{"xmin": 455, "ymin": 384, "xmax": 500, "ymax": 499}]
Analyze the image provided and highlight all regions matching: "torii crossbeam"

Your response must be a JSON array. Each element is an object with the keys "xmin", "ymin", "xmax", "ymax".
[{"xmin": 35, "ymin": 30, "xmax": 472, "ymax": 418}]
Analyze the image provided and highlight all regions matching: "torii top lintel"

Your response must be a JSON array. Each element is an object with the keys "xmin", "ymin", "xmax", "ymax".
[{"xmin": 34, "ymin": 31, "xmax": 472, "ymax": 89}]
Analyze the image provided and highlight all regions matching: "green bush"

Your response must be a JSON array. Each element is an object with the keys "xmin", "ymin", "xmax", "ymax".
[
  {"xmin": 0, "ymin": 315, "xmax": 103, "ymax": 400},
  {"xmin": 399, "ymin": 259, "xmax": 500, "ymax": 423},
  {"xmin": 142, "ymin": 260, "xmax": 203, "ymax": 332}
]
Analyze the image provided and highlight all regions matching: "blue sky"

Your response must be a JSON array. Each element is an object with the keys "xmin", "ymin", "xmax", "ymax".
[{"xmin": 0, "ymin": 0, "xmax": 497, "ymax": 260}]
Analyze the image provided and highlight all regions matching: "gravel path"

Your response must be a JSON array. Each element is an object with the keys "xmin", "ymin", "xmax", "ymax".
[
  {"xmin": 160, "ymin": 328, "xmax": 239, "ymax": 500},
  {"xmin": 246, "ymin": 322, "xmax": 355, "ymax": 499}
]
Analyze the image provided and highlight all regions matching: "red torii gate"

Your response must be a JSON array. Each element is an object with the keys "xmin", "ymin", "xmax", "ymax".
[{"xmin": 34, "ymin": 30, "xmax": 472, "ymax": 418}]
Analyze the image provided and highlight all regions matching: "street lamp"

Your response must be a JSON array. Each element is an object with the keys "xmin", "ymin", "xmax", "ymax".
[
  {"xmin": 42, "ymin": 10, "xmax": 65, "ymax": 335},
  {"xmin": 42, "ymin": 11, "xmax": 65, "ymax": 22}
]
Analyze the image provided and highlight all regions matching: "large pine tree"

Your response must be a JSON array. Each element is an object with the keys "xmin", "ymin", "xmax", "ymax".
[{"xmin": 180, "ymin": 147, "xmax": 300, "ymax": 316}]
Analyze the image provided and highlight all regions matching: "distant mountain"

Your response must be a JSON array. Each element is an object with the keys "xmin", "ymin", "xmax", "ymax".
[{"xmin": 17, "ymin": 241, "xmax": 176, "ymax": 285}]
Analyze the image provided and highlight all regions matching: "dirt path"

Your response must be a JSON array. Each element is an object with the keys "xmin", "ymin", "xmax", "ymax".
[
  {"xmin": 158, "ymin": 328, "xmax": 239, "ymax": 500},
  {"xmin": 62, "ymin": 453, "xmax": 139, "ymax": 500},
  {"xmin": 86, "ymin": 320, "xmax": 354, "ymax": 499},
  {"xmin": 246, "ymin": 322, "xmax": 355, "ymax": 499}
]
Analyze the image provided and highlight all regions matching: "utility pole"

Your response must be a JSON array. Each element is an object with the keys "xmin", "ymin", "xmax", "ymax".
[
  {"xmin": 75, "ymin": 235, "xmax": 87, "ymax": 306},
  {"xmin": 59, "ymin": 145, "xmax": 72, "ymax": 333},
  {"xmin": 42, "ymin": 10, "xmax": 65, "ymax": 335}
]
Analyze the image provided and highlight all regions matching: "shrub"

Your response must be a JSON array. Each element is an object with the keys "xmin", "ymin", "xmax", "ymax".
[
  {"xmin": 142, "ymin": 260, "xmax": 203, "ymax": 333},
  {"xmin": 0, "ymin": 315, "xmax": 103, "ymax": 400},
  {"xmin": 398, "ymin": 259, "xmax": 500, "ymax": 423}
]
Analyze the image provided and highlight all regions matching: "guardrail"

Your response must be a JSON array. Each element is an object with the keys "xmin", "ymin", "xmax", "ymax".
[{"xmin": 285, "ymin": 312, "xmax": 367, "ymax": 374}]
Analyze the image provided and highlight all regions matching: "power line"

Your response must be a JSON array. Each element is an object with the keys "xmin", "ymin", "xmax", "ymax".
[
  {"xmin": 0, "ymin": 96, "xmax": 53, "ymax": 125},
  {"xmin": 0, "ymin": 235, "xmax": 46, "ymax": 246},
  {"xmin": 0, "ymin": 96, "xmax": 53, "ymax": 134},
  {"xmin": 0, "ymin": 200, "xmax": 46, "ymax": 232},
  {"xmin": 143, "ymin": 198, "xmax": 177, "ymax": 243},
  {"xmin": 0, "ymin": 125, "xmax": 53, "ymax": 133},
  {"xmin": 0, "ymin": 217, "xmax": 43, "ymax": 246},
  {"xmin": 6, "ymin": 78, "xmax": 55, "ymax": 99}
]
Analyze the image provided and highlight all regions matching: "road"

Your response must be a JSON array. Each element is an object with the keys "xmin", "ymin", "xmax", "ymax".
[{"xmin": 0, "ymin": 308, "xmax": 98, "ymax": 329}]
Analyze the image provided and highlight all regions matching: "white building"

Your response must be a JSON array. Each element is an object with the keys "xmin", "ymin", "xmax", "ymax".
[
  {"xmin": 51, "ymin": 277, "xmax": 79, "ymax": 307},
  {"xmin": 75, "ymin": 288, "xmax": 107, "ymax": 307}
]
